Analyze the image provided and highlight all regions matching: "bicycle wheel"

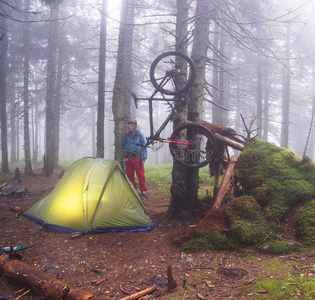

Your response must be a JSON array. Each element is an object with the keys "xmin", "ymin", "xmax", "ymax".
[
  {"xmin": 149, "ymin": 51, "xmax": 196, "ymax": 96},
  {"xmin": 169, "ymin": 123, "xmax": 217, "ymax": 168}
]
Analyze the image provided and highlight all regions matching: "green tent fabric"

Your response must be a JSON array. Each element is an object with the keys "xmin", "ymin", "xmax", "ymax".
[{"xmin": 24, "ymin": 158, "xmax": 154, "ymax": 233}]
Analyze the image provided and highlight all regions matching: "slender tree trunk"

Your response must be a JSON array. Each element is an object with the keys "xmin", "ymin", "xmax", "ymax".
[
  {"xmin": 168, "ymin": 0, "xmax": 189, "ymax": 218},
  {"xmin": 212, "ymin": 12, "xmax": 220, "ymax": 125},
  {"xmin": 43, "ymin": 3, "xmax": 59, "ymax": 176},
  {"xmin": 23, "ymin": 0, "xmax": 34, "ymax": 176},
  {"xmin": 54, "ymin": 42, "xmax": 63, "ymax": 167},
  {"xmin": 217, "ymin": 30, "xmax": 227, "ymax": 125},
  {"xmin": 262, "ymin": 67, "xmax": 269, "ymax": 141},
  {"xmin": 96, "ymin": 0, "xmax": 107, "ymax": 158},
  {"xmin": 186, "ymin": 0, "xmax": 211, "ymax": 207},
  {"xmin": 280, "ymin": 25, "xmax": 291, "ymax": 148},
  {"xmin": 256, "ymin": 57, "xmax": 263, "ymax": 138},
  {"xmin": 112, "ymin": 0, "xmax": 135, "ymax": 161},
  {"xmin": 10, "ymin": 90, "xmax": 17, "ymax": 163},
  {"xmin": 235, "ymin": 78, "xmax": 241, "ymax": 133},
  {"xmin": 0, "ymin": 12, "xmax": 9, "ymax": 173}
]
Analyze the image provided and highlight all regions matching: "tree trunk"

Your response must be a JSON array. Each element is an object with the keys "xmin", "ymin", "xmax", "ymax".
[
  {"xmin": 186, "ymin": 0, "xmax": 211, "ymax": 208},
  {"xmin": 112, "ymin": 0, "xmax": 135, "ymax": 161},
  {"xmin": 0, "ymin": 13, "xmax": 10, "ymax": 173},
  {"xmin": 96, "ymin": 0, "xmax": 107, "ymax": 158},
  {"xmin": 262, "ymin": 66, "xmax": 269, "ymax": 141},
  {"xmin": 23, "ymin": 0, "xmax": 34, "ymax": 176},
  {"xmin": 168, "ymin": 0, "xmax": 189, "ymax": 218},
  {"xmin": 280, "ymin": 24, "xmax": 291, "ymax": 148},
  {"xmin": 211, "ymin": 11, "xmax": 220, "ymax": 125},
  {"xmin": 256, "ymin": 57, "xmax": 263, "ymax": 138},
  {"xmin": 43, "ymin": 3, "xmax": 59, "ymax": 176}
]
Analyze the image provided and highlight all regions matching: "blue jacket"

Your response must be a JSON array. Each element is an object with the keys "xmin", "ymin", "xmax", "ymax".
[{"xmin": 123, "ymin": 130, "xmax": 148, "ymax": 161}]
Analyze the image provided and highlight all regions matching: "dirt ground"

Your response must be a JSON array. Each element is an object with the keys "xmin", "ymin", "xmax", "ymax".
[{"xmin": 0, "ymin": 172, "xmax": 314, "ymax": 300}]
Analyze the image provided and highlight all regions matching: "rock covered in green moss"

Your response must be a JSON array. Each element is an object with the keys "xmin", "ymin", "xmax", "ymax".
[
  {"xmin": 225, "ymin": 195, "xmax": 274, "ymax": 246},
  {"xmin": 182, "ymin": 230, "xmax": 233, "ymax": 252},
  {"xmin": 235, "ymin": 139, "xmax": 315, "ymax": 245},
  {"xmin": 298, "ymin": 200, "xmax": 315, "ymax": 244}
]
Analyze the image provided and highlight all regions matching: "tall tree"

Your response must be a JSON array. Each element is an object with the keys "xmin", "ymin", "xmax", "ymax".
[
  {"xmin": 112, "ymin": 0, "xmax": 135, "ymax": 160},
  {"xmin": 0, "ymin": 8, "xmax": 9, "ymax": 173},
  {"xmin": 168, "ymin": 0, "xmax": 190, "ymax": 219},
  {"xmin": 43, "ymin": 0, "xmax": 60, "ymax": 176},
  {"xmin": 96, "ymin": 0, "xmax": 107, "ymax": 158},
  {"xmin": 186, "ymin": 0, "xmax": 212, "ymax": 209},
  {"xmin": 280, "ymin": 24, "xmax": 291, "ymax": 148},
  {"xmin": 23, "ymin": 0, "xmax": 34, "ymax": 176}
]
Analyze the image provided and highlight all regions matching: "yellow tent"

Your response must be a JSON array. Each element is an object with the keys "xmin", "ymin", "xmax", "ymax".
[{"xmin": 24, "ymin": 158, "xmax": 154, "ymax": 233}]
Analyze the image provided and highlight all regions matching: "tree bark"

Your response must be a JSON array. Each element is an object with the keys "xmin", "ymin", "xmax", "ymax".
[
  {"xmin": 43, "ymin": 2, "xmax": 59, "ymax": 176},
  {"xmin": 0, "ymin": 12, "xmax": 10, "ymax": 173},
  {"xmin": 186, "ymin": 0, "xmax": 211, "ymax": 208},
  {"xmin": 256, "ymin": 57, "xmax": 263, "ymax": 138},
  {"xmin": 23, "ymin": 0, "xmax": 34, "ymax": 176},
  {"xmin": 280, "ymin": 24, "xmax": 291, "ymax": 148},
  {"xmin": 96, "ymin": 0, "xmax": 107, "ymax": 158},
  {"xmin": 112, "ymin": 0, "xmax": 135, "ymax": 161},
  {"xmin": 0, "ymin": 255, "xmax": 93, "ymax": 300},
  {"xmin": 168, "ymin": 0, "xmax": 189, "ymax": 218}
]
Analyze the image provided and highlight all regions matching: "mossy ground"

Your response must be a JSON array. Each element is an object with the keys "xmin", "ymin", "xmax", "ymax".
[{"xmin": 183, "ymin": 139, "xmax": 315, "ymax": 253}]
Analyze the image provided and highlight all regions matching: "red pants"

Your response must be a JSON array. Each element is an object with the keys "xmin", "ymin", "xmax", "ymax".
[{"xmin": 126, "ymin": 159, "xmax": 147, "ymax": 192}]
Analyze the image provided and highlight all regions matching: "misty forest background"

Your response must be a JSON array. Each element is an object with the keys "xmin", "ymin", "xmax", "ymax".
[{"xmin": 1, "ymin": 0, "xmax": 315, "ymax": 177}]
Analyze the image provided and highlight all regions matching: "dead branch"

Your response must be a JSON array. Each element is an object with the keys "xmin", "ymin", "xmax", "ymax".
[
  {"xmin": 212, "ymin": 156, "xmax": 238, "ymax": 210},
  {"xmin": 119, "ymin": 286, "xmax": 157, "ymax": 300}
]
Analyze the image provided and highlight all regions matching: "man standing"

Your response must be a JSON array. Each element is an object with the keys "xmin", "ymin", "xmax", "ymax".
[{"xmin": 122, "ymin": 119, "xmax": 148, "ymax": 197}]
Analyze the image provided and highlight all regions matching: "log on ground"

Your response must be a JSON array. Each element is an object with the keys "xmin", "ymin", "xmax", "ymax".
[{"xmin": 0, "ymin": 255, "xmax": 93, "ymax": 300}]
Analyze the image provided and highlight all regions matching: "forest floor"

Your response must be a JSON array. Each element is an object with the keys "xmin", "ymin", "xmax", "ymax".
[{"xmin": 0, "ymin": 169, "xmax": 314, "ymax": 300}]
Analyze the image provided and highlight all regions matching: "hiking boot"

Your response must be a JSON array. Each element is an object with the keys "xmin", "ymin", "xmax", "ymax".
[{"xmin": 141, "ymin": 191, "xmax": 148, "ymax": 197}]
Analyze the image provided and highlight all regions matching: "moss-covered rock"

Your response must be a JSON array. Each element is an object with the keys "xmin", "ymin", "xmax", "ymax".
[
  {"xmin": 235, "ymin": 139, "xmax": 315, "ymax": 220},
  {"xmin": 182, "ymin": 230, "xmax": 233, "ymax": 252},
  {"xmin": 183, "ymin": 139, "xmax": 315, "ymax": 250},
  {"xmin": 259, "ymin": 241, "xmax": 294, "ymax": 254},
  {"xmin": 298, "ymin": 200, "xmax": 315, "ymax": 244}
]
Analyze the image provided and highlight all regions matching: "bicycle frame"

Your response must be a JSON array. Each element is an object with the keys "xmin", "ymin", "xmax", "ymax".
[{"xmin": 133, "ymin": 90, "xmax": 186, "ymax": 146}]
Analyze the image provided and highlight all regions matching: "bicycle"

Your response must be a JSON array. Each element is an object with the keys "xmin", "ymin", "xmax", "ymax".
[{"xmin": 132, "ymin": 51, "xmax": 217, "ymax": 168}]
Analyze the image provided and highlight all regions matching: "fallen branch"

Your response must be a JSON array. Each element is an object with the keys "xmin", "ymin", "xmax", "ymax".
[
  {"xmin": 119, "ymin": 286, "xmax": 157, "ymax": 300},
  {"xmin": 0, "ymin": 255, "xmax": 93, "ymax": 300},
  {"xmin": 120, "ymin": 283, "xmax": 132, "ymax": 295},
  {"xmin": 212, "ymin": 156, "xmax": 238, "ymax": 210}
]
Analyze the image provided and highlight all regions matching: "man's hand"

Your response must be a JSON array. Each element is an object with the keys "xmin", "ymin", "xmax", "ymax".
[{"xmin": 123, "ymin": 158, "xmax": 128, "ymax": 162}]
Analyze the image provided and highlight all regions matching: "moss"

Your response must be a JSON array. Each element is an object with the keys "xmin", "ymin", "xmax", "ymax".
[
  {"xmin": 264, "ymin": 200, "xmax": 289, "ymax": 222},
  {"xmin": 182, "ymin": 230, "xmax": 233, "ymax": 252},
  {"xmin": 226, "ymin": 195, "xmax": 263, "ymax": 222},
  {"xmin": 234, "ymin": 139, "xmax": 315, "ymax": 244},
  {"xmin": 260, "ymin": 241, "xmax": 293, "ymax": 254},
  {"xmin": 298, "ymin": 200, "xmax": 315, "ymax": 244},
  {"xmin": 229, "ymin": 220, "xmax": 271, "ymax": 246},
  {"xmin": 181, "ymin": 238, "xmax": 208, "ymax": 252}
]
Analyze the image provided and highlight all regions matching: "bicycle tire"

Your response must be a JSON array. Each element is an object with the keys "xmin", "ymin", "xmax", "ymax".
[
  {"xmin": 169, "ymin": 123, "xmax": 217, "ymax": 168},
  {"xmin": 149, "ymin": 51, "xmax": 196, "ymax": 96}
]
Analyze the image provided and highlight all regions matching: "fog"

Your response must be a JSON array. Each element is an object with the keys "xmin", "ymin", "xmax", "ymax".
[{"xmin": 2, "ymin": 0, "xmax": 315, "ymax": 168}]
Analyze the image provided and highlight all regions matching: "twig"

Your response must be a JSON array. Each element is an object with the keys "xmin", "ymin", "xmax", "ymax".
[
  {"xmin": 120, "ymin": 283, "xmax": 132, "ymax": 295},
  {"xmin": 15, "ymin": 289, "xmax": 30, "ymax": 300},
  {"xmin": 182, "ymin": 290, "xmax": 187, "ymax": 300}
]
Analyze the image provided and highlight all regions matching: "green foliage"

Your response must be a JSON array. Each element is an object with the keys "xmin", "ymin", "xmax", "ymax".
[
  {"xmin": 260, "ymin": 241, "xmax": 293, "ymax": 254},
  {"xmin": 226, "ymin": 195, "xmax": 263, "ymax": 222},
  {"xmin": 234, "ymin": 139, "xmax": 315, "ymax": 242},
  {"xmin": 298, "ymin": 200, "xmax": 315, "ymax": 244},
  {"xmin": 253, "ymin": 275, "xmax": 315, "ymax": 299},
  {"xmin": 182, "ymin": 230, "xmax": 233, "ymax": 252},
  {"xmin": 229, "ymin": 220, "xmax": 271, "ymax": 246}
]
